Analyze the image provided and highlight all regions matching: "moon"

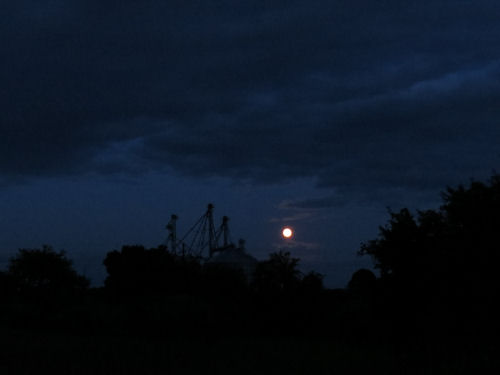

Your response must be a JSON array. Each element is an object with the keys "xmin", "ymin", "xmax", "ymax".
[{"xmin": 282, "ymin": 227, "xmax": 293, "ymax": 239}]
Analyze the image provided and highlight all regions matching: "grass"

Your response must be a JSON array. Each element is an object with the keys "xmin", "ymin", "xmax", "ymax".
[
  {"xmin": 4, "ymin": 325, "xmax": 499, "ymax": 374},
  {"xmin": 2, "ymin": 297, "xmax": 500, "ymax": 374},
  {"xmin": 0, "ymin": 326, "xmax": 400, "ymax": 375}
]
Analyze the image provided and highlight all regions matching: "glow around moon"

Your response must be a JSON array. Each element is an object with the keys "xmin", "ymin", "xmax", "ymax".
[{"xmin": 282, "ymin": 227, "xmax": 293, "ymax": 238}]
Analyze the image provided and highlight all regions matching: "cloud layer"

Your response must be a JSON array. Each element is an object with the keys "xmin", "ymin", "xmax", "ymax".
[{"xmin": 2, "ymin": 1, "xmax": 500, "ymax": 201}]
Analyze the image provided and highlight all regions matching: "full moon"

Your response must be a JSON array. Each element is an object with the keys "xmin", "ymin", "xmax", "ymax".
[{"xmin": 282, "ymin": 227, "xmax": 293, "ymax": 238}]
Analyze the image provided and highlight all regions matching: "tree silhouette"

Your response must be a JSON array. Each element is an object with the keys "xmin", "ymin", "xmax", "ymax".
[
  {"xmin": 359, "ymin": 175, "xmax": 500, "ymax": 314},
  {"xmin": 8, "ymin": 245, "xmax": 89, "ymax": 299},
  {"xmin": 202, "ymin": 263, "xmax": 248, "ymax": 296},
  {"xmin": 301, "ymin": 271, "xmax": 324, "ymax": 294},
  {"xmin": 0, "ymin": 271, "xmax": 15, "ymax": 298},
  {"xmin": 103, "ymin": 245, "xmax": 204, "ymax": 296},
  {"xmin": 252, "ymin": 251, "xmax": 302, "ymax": 293}
]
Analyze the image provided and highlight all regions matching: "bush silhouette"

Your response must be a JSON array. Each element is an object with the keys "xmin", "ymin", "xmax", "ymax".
[{"xmin": 348, "ymin": 269, "xmax": 376, "ymax": 292}]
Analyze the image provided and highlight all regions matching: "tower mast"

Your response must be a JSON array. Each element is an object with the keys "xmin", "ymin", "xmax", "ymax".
[{"xmin": 166, "ymin": 214, "xmax": 178, "ymax": 253}]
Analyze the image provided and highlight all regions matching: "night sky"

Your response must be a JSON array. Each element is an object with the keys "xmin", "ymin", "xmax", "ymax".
[{"xmin": 1, "ymin": 1, "xmax": 499, "ymax": 287}]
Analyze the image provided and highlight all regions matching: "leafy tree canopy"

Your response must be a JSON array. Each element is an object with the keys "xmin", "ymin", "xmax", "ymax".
[
  {"xmin": 252, "ymin": 251, "xmax": 303, "ymax": 293},
  {"xmin": 103, "ymin": 245, "xmax": 203, "ymax": 296},
  {"xmin": 8, "ymin": 245, "xmax": 89, "ymax": 296},
  {"xmin": 359, "ymin": 175, "xmax": 500, "ymax": 301}
]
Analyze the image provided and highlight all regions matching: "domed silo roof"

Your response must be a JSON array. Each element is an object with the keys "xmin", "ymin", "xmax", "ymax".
[{"xmin": 206, "ymin": 246, "xmax": 258, "ymax": 281}]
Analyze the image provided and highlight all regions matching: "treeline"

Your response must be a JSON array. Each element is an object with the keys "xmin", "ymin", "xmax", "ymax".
[
  {"xmin": 0, "ymin": 244, "xmax": 334, "ymax": 338},
  {"xmin": 0, "ymin": 246, "xmax": 323, "ymax": 301},
  {"xmin": 102, "ymin": 245, "xmax": 323, "ymax": 297},
  {"xmin": 2, "ymin": 175, "xmax": 500, "ymax": 342},
  {"xmin": 358, "ymin": 174, "xmax": 500, "ymax": 323}
]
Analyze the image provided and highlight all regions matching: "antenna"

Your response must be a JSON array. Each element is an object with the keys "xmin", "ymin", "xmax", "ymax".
[
  {"xmin": 238, "ymin": 238, "xmax": 245, "ymax": 250},
  {"xmin": 166, "ymin": 203, "xmax": 238, "ymax": 258},
  {"xmin": 222, "ymin": 216, "xmax": 230, "ymax": 247},
  {"xmin": 166, "ymin": 214, "xmax": 178, "ymax": 253},
  {"xmin": 207, "ymin": 203, "xmax": 217, "ymax": 256}
]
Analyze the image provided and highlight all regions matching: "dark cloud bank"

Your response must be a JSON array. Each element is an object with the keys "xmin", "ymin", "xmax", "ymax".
[{"xmin": 2, "ymin": 0, "xmax": 500, "ymax": 204}]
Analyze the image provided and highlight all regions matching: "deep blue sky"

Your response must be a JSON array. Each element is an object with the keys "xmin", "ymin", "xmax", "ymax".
[{"xmin": 1, "ymin": 1, "xmax": 499, "ymax": 287}]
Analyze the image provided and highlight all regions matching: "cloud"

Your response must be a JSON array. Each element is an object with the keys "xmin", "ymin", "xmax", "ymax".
[
  {"xmin": 2, "ymin": 0, "xmax": 500, "ymax": 201},
  {"xmin": 280, "ymin": 196, "xmax": 346, "ymax": 210},
  {"xmin": 269, "ymin": 211, "xmax": 317, "ymax": 223},
  {"xmin": 272, "ymin": 240, "xmax": 322, "ymax": 263}
]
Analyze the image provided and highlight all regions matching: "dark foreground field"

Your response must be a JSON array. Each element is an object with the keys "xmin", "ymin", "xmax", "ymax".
[
  {"xmin": 2, "ymin": 326, "xmax": 498, "ymax": 374},
  {"xmin": 1, "ymin": 294, "xmax": 499, "ymax": 375},
  {"xmin": 1, "ymin": 330, "xmax": 396, "ymax": 375}
]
